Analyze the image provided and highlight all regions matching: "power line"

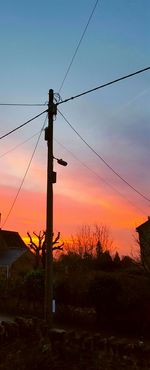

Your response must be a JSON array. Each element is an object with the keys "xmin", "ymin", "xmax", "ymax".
[
  {"xmin": 59, "ymin": 0, "xmax": 99, "ymax": 93},
  {"xmin": 58, "ymin": 66, "xmax": 150, "ymax": 105},
  {"xmin": 2, "ymin": 115, "xmax": 48, "ymax": 228},
  {"xmin": 54, "ymin": 137, "xmax": 146, "ymax": 215},
  {"xmin": 0, "ymin": 103, "xmax": 47, "ymax": 106},
  {"xmin": 54, "ymin": 138, "xmax": 146, "ymax": 216},
  {"xmin": 0, "ymin": 109, "xmax": 48, "ymax": 140},
  {"xmin": 58, "ymin": 109, "xmax": 150, "ymax": 203},
  {"xmin": 0, "ymin": 130, "xmax": 44, "ymax": 159}
]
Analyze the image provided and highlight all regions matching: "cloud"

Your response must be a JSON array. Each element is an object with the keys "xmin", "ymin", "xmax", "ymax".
[{"xmin": 0, "ymin": 167, "xmax": 146, "ymax": 256}]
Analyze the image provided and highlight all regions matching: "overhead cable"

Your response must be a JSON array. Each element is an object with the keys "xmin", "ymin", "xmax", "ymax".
[
  {"xmin": 0, "ymin": 130, "xmax": 44, "ymax": 159},
  {"xmin": 59, "ymin": 0, "xmax": 99, "ymax": 93},
  {"xmin": 2, "ymin": 115, "xmax": 47, "ymax": 227},
  {"xmin": 54, "ymin": 137, "xmax": 146, "ymax": 216},
  {"xmin": 0, "ymin": 103, "xmax": 47, "ymax": 107},
  {"xmin": 0, "ymin": 109, "xmax": 48, "ymax": 140},
  {"xmin": 58, "ymin": 66, "xmax": 150, "ymax": 105},
  {"xmin": 58, "ymin": 109, "xmax": 150, "ymax": 203}
]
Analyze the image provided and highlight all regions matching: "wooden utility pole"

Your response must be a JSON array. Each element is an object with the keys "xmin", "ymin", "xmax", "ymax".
[{"xmin": 44, "ymin": 89, "xmax": 57, "ymax": 326}]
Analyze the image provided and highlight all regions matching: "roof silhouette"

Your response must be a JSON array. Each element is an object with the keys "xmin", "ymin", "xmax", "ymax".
[
  {"xmin": 136, "ymin": 217, "xmax": 150, "ymax": 233},
  {"xmin": 0, "ymin": 229, "xmax": 27, "ymax": 266}
]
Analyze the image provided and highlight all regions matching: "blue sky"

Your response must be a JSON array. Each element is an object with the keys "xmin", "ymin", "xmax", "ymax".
[{"xmin": 0, "ymin": 0, "xmax": 150, "ymax": 255}]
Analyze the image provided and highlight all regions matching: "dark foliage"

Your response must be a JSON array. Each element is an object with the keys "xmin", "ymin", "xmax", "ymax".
[
  {"xmin": 3, "ymin": 241, "xmax": 150, "ymax": 337},
  {"xmin": 23, "ymin": 269, "xmax": 45, "ymax": 301},
  {"xmin": 89, "ymin": 273, "xmax": 122, "ymax": 318},
  {"xmin": 113, "ymin": 252, "xmax": 121, "ymax": 268},
  {"xmin": 94, "ymin": 250, "xmax": 113, "ymax": 271}
]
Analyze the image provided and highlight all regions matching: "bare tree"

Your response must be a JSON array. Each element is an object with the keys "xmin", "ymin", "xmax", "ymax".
[
  {"xmin": 27, "ymin": 231, "xmax": 64, "ymax": 269},
  {"xmin": 64, "ymin": 224, "xmax": 113, "ymax": 257}
]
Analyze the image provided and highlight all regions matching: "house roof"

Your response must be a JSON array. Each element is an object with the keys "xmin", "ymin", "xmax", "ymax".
[
  {"xmin": 136, "ymin": 217, "xmax": 150, "ymax": 233},
  {"xmin": 0, "ymin": 229, "xmax": 27, "ymax": 267}
]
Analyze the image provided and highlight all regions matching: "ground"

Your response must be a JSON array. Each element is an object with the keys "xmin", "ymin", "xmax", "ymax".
[{"xmin": 0, "ymin": 320, "xmax": 150, "ymax": 370}]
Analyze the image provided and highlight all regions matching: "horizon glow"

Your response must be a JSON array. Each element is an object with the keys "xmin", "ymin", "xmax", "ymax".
[{"xmin": 0, "ymin": 0, "xmax": 150, "ymax": 256}]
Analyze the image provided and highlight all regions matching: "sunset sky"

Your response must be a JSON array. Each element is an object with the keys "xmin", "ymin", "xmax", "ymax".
[{"xmin": 0, "ymin": 0, "xmax": 150, "ymax": 255}]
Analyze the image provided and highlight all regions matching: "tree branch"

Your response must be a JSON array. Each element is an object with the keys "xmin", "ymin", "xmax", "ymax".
[
  {"xmin": 53, "ymin": 231, "xmax": 60, "ymax": 245},
  {"xmin": 27, "ymin": 232, "xmax": 37, "ymax": 249},
  {"xmin": 52, "ymin": 244, "xmax": 64, "ymax": 251},
  {"xmin": 29, "ymin": 244, "xmax": 37, "ymax": 252}
]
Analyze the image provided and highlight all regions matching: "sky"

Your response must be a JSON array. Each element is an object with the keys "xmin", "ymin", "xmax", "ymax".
[{"xmin": 0, "ymin": 0, "xmax": 150, "ymax": 256}]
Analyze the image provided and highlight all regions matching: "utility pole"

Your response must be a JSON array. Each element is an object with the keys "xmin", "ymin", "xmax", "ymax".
[{"xmin": 44, "ymin": 89, "xmax": 57, "ymax": 326}]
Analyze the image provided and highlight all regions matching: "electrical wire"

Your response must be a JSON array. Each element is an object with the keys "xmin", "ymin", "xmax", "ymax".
[
  {"xmin": 59, "ymin": 0, "xmax": 99, "ymax": 93},
  {"xmin": 54, "ymin": 138, "xmax": 146, "ymax": 216},
  {"xmin": 2, "ymin": 115, "xmax": 48, "ymax": 227},
  {"xmin": 58, "ymin": 109, "xmax": 150, "ymax": 203},
  {"xmin": 58, "ymin": 66, "xmax": 150, "ymax": 105},
  {"xmin": 0, "ymin": 109, "xmax": 48, "ymax": 140},
  {"xmin": 0, "ymin": 103, "xmax": 47, "ymax": 106},
  {"xmin": 0, "ymin": 130, "xmax": 44, "ymax": 159}
]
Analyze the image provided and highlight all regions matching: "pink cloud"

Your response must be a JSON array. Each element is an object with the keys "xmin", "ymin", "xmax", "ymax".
[{"xmin": 0, "ymin": 165, "xmax": 146, "ymax": 256}]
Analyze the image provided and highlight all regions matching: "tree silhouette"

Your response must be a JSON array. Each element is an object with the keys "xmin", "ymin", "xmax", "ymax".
[
  {"xmin": 27, "ymin": 231, "xmax": 64, "ymax": 269},
  {"xmin": 113, "ymin": 252, "xmax": 121, "ymax": 268},
  {"xmin": 65, "ymin": 224, "xmax": 113, "ymax": 257},
  {"xmin": 96, "ymin": 240, "xmax": 103, "ymax": 259}
]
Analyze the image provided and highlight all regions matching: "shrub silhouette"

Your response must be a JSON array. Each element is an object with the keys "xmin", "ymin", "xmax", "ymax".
[
  {"xmin": 89, "ymin": 273, "xmax": 122, "ymax": 325},
  {"xmin": 23, "ymin": 269, "xmax": 44, "ymax": 301},
  {"xmin": 94, "ymin": 250, "xmax": 113, "ymax": 271},
  {"xmin": 113, "ymin": 252, "xmax": 121, "ymax": 268}
]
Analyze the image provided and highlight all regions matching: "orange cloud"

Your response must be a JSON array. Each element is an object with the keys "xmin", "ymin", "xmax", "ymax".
[{"xmin": 0, "ymin": 161, "xmax": 146, "ymax": 257}]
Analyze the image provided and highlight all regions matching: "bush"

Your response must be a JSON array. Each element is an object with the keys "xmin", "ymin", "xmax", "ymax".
[
  {"xmin": 23, "ymin": 269, "xmax": 45, "ymax": 301},
  {"xmin": 55, "ymin": 273, "xmax": 91, "ymax": 307},
  {"xmin": 89, "ymin": 273, "xmax": 122, "ymax": 315},
  {"xmin": 58, "ymin": 252, "xmax": 82, "ymax": 273},
  {"xmin": 94, "ymin": 251, "xmax": 113, "ymax": 271},
  {"xmin": 88, "ymin": 270, "xmax": 150, "ymax": 334}
]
